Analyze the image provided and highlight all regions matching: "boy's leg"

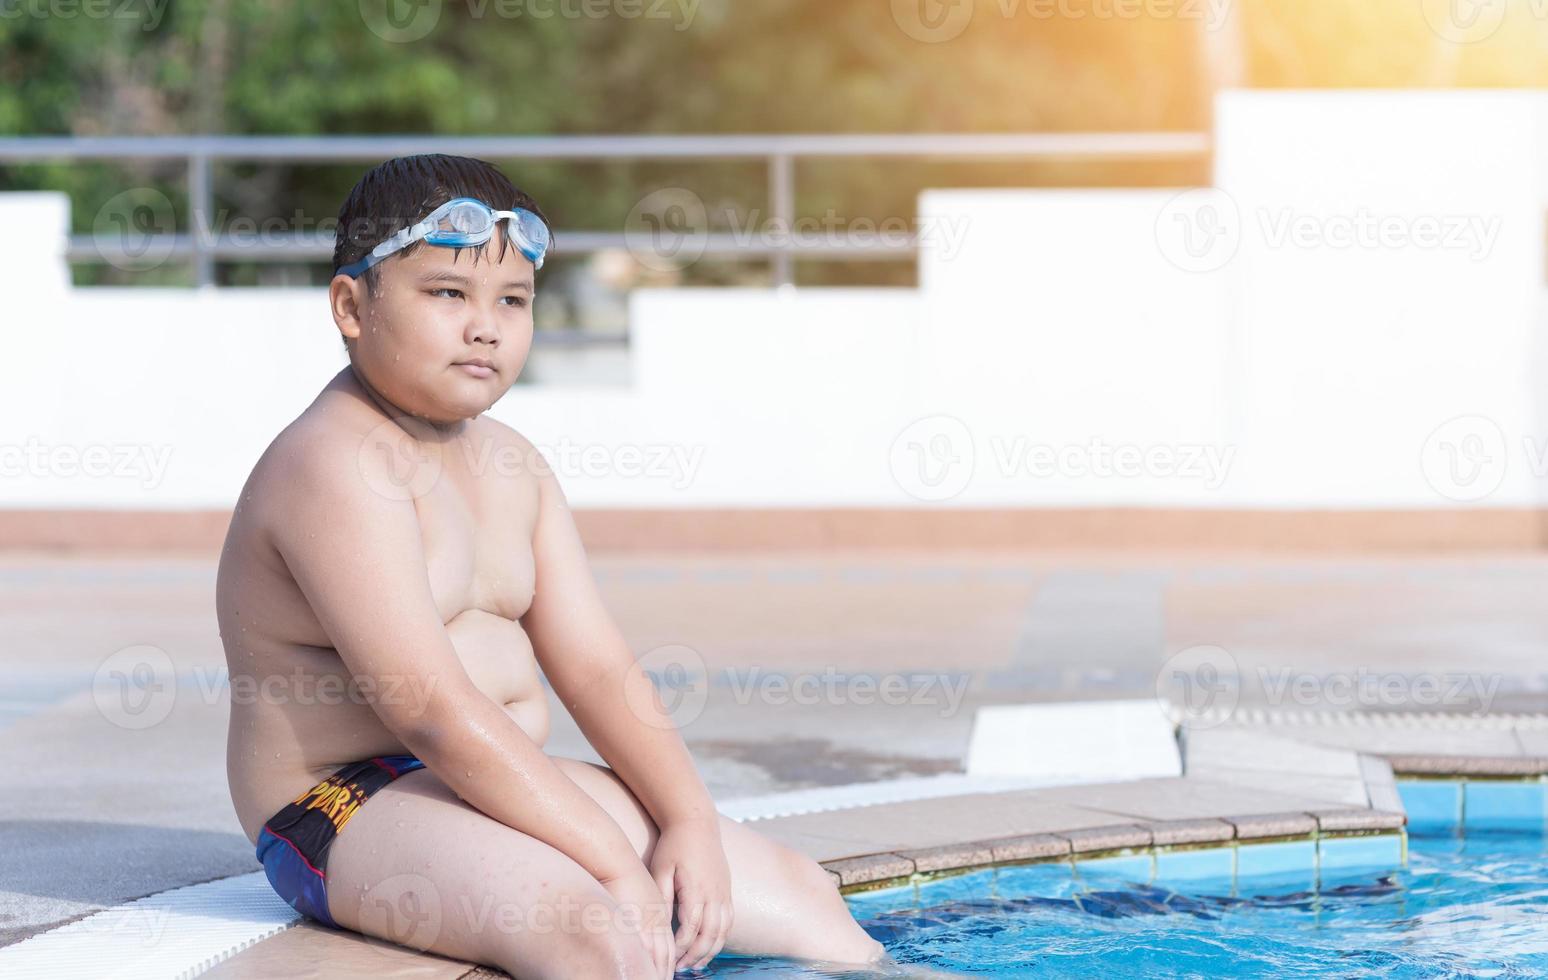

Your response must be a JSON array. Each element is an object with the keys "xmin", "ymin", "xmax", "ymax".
[
  {"xmin": 552, "ymin": 757, "xmax": 888, "ymax": 967},
  {"xmin": 321, "ymin": 767, "xmax": 654, "ymax": 980}
]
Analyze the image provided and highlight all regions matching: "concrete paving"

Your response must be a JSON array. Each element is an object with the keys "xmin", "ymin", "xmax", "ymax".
[{"xmin": 4, "ymin": 550, "xmax": 1548, "ymax": 948}]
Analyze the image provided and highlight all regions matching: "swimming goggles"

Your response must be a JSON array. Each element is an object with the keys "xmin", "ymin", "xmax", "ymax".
[{"xmin": 339, "ymin": 196, "xmax": 551, "ymax": 278}]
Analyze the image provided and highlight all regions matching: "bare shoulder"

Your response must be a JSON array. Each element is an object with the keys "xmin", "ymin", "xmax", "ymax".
[
  {"xmin": 240, "ymin": 389, "xmax": 401, "ymax": 538},
  {"xmin": 467, "ymin": 415, "xmax": 563, "ymax": 499},
  {"xmin": 217, "ymin": 385, "xmax": 398, "ymax": 638}
]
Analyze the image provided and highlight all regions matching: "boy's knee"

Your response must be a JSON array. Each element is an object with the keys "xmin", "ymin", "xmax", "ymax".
[
  {"xmin": 783, "ymin": 848, "xmax": 840, "ymax": 895},
  {"xmin": 573, "ymin": 927, "xmax": 656, "ymax": 980},
  {"xmin": 491, "ymin": 922, "xmax": 652, "ymax": 980}
]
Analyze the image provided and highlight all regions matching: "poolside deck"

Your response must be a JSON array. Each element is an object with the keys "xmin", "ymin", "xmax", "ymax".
[{"xmin": 3, "ymin": 551, "xmax": 1546, "ymax": 974}]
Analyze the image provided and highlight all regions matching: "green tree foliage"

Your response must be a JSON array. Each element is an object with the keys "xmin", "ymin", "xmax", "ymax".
[{"xmin": 3, "ymin": 0, "xmax": 1541, "ymax": 286}]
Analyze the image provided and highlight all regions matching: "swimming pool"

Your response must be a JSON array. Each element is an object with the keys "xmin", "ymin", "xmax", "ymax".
[{"xmin": 700, "ymin": 832, "xmax": 1547, "ymax": 977}]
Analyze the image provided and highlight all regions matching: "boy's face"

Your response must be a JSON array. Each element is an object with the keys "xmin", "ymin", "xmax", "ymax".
[{"xmin": 332, "ymin": 237, "xmax": 535, "ymax": 424}]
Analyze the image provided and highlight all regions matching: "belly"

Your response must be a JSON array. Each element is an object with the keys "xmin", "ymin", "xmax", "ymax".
[
  {"xmin": 227, "ymin": 609, "xmax": 549, "ymax": 842},
  {"xmin": 444, "ymin": 607, "xmax": 550, "ymax": 743}
]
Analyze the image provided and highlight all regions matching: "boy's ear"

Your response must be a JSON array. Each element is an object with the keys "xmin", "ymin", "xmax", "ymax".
[{"xmin": 329, "ymin": 273, "xmax": 370, "ymax": 345}]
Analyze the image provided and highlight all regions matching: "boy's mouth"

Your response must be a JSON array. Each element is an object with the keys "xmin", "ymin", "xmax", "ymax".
[{"xmin": 454, "ymin": 358, "xmax": 496, "ymax": 379}]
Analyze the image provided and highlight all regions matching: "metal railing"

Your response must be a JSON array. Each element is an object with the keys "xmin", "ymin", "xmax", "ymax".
[{"xmin": 0, "ymin": 132, "xmax": 1210, "ymax": 288}]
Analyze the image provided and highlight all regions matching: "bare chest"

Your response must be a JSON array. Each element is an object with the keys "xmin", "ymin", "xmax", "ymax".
[{"xmin": 415, "ymin": 459, "xmax": 539, "ymax": 623}]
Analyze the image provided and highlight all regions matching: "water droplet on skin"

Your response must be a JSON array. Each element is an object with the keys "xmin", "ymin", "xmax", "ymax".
[{"xmin": 396, "ymin": 820, "xmax": 405, "ymax": 828}]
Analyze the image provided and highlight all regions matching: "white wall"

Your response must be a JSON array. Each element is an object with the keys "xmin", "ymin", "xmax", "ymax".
[
  {"xmin": 3, "ymin": 90, "xmax": 1546, "ymax": 510},
  {"xmin": 1216, "ymin": 91, "xmax": 1547, "ymax": 507},
  {"xmin": 915, "ymin": 189, "xmax": 1236, "ymax": 505}
]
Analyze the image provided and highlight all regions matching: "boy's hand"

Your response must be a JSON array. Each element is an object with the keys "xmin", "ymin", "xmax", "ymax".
[
  {"xmin": 649, "ymin": 820, "xmax": 734, "ymax": 972},
  {"xmin": 601, "ymin": 868, "xmax": 676, "ymax": 978}
]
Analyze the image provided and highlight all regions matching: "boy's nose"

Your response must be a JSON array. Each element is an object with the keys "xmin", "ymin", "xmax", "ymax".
[{"xmin": 465, "ymin": 316, "xmax": 500, "ymax": 348}]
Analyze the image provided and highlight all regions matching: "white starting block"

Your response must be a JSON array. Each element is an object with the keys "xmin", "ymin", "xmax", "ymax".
[{"xmin": 965, "ymin": 699, "xmax": 1182, "ymax": 784}]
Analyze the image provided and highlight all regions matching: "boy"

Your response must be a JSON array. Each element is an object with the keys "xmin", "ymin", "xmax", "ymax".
[{"xmin": 217, "ymin": 155, "xmax": 889, "ymax": 978}]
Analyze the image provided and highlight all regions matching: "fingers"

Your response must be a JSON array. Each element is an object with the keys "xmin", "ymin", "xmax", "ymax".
[
  {"xmin": 679, "ymin": 902, "xmax": 720, "ymax": 971},
  {"xmin": 702, "ymin": 901, "xmax": 731, "ymax": 969},
  {"xmin": 641, "ymin": 920, "xmax": 668, "ymax": 980},
  {"xmin": 676, "ymin": 900, "xmax": 732, "ymax": 971},
  {"xmin": 654, "ymin": 900, "xmax": 675, "ymax": 978},
  {"xmin": 656, "ymin": 925, "xmax": 674, "ymax": 979},
  {"xmin": 672, "ymin": 898, "xmax": 704, "ymax": 962},
  {"xmin": 632, "ymin": 893, "xmax": 672, "ymax": 978}
]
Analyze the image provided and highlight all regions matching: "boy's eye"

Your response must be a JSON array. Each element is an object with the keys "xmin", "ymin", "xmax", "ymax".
[
  {"xmin": 430, "ymin": 287, "xmax": 463, "ymax": 299},
  {"xmin": 500, "ymin": 295, "xmax": 528, "ymax": 308}
]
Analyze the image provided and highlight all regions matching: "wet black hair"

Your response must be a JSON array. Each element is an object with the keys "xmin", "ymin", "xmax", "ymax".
[{"xmin": 332, "ymin": 153, "xmax": 550, "ymax": 297}]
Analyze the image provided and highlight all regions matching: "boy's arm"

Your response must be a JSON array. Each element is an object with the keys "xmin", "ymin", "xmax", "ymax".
[
  {"xmin": 519, "ymin": 459, "xmax": 718, "ymax": 831},
  {"xmin": 269, "ymin": 436, "xmax": 645, "ymax": 886}
]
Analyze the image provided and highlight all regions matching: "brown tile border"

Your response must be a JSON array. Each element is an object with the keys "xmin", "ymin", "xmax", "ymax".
[
  {"xmin": 1059, "ymin": 825, "xmax": 1153, "ymax": 853},
  {"xmin": 824, "ymin": 853, "xmax": 917, "ymax": 888},
  {"xmin": 0, "ymin": 509, "xmax": 233, "ymax": 553},
  {"xmin": 6, "ymin": 507, "xmax": 1548, "ymax": 553},
  {"xmin": 1386, "ymin": 754, "xmax": 1548, "ymax": 777},
  {"xmin": 573, "ymin": 509, "xmax": 1548, "ymax": 552},
  {"xmin": 1224, "ymin": 811, "xmax": 1319, "ymax": 840},
  {"xmin": 812, "ymin": 721, "xmax": 1548, "ymax": 890},
  {"xmin": 897, "ymin": 842, "xmax": 997, "ymax": 874},
  {"xmin": 819, "ymin": 812, "xmax": 1410, "ymax": 888},
  {"xmin": 986, "ymin": 833, "xmax": 1072, "ymax": 863},
  {"xmin": 1309, "ymin": 808, "xmax": 1407, "ymax": 832},
  {"xmin": 1146, "ymin": 818, "xmax": 1236, "ymax": 846}
]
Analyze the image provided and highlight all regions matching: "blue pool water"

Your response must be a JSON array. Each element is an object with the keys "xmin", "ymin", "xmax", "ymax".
[{"xmin": 699, "ymin": 833, "xmax": 1548, "ymax": 978}]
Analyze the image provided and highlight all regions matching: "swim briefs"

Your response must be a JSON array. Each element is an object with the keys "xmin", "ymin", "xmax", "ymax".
[{"xmin": 254, "ymin": 754, "xmax": 426, "ymax": 928}]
